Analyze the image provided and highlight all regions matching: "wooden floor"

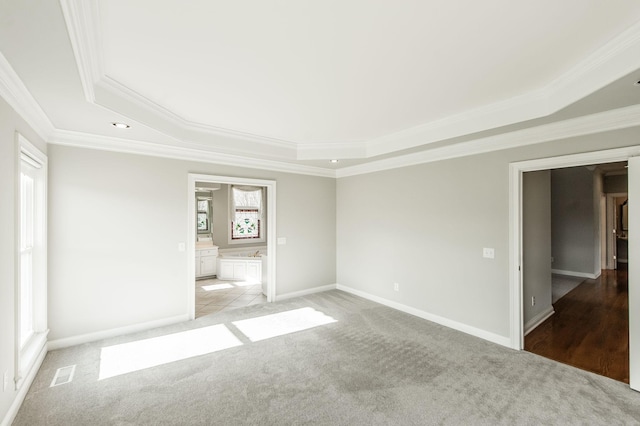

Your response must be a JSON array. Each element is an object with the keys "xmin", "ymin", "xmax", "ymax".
[{"xmin": 525, "ymin": 266, "xmax": 629, "ymax": 383}]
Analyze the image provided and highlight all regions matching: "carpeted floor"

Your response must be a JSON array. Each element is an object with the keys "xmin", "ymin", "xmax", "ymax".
[{"xmin": 13, "ymin": 290, "xmax": 640, "ymax": 425}]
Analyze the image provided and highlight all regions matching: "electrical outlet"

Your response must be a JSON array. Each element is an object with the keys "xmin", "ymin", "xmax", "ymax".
[
  {"xmin": 393, "ymin": 282, "xmax": 399, "ymax": 292},
  {"xmin": 482, "ymin": 248, "xmax": 495, "ymax": 259},
  {"xmin": 3, "ymin": 370, "xmax": 8, "ymax": 392},
  {"xmin": 531, "ymin": 296, "xmax": 536, "ymax": 306}
]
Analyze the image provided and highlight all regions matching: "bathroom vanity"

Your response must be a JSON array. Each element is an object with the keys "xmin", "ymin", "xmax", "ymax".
[{"xmin": 195, "ymin": 245, "xmax": 218, "ymax": 278}]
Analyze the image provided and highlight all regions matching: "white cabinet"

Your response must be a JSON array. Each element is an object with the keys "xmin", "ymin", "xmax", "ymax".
[
  {"xmin": 196, "ymin": 246, "xmax": 218, "ymax": 278},
  {"xmin": 217, "ymin": 257, "xmax": 262, "ymax": 282},
  {"xmin": 233, "ymin": 263, "xmax": 246, "ymax": 279},
  {"xmin": 220, "ymin": 262, "xmax": 234, "ymax": 280},
  {"xmin": 246, "ymin": 262, "xmax": 260, "ymax": 282}
]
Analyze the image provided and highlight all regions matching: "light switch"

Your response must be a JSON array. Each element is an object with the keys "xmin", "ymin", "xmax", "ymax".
[
  {"xmin": 178, "ymin": 243, "xmax": 186, "ymax": 252},
  {"xmin": 277, "ymin": 237, "xmax": 287, "ymax": 245},
  {"xmin": 483, "ymin": 248, "xmax": 495, "ymax": 259}
]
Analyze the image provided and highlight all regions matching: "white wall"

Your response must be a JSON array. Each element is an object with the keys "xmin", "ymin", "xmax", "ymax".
[
  {"xmin": 47, "ymin": 145, "xmax": 336, "ymax": 341},
  {"xmin": 551, "ymin": 167, "xmax": 600, "ymax": 276},
  {"xmin": 337, "ymin": 127, "xmax": 640, "ymax": 341},
  {"xmin": 0, "ymin": 97, "xmax": 47, "ymax": 424},
  {"xmin": 522, "ymin": 170, "xmax": 552, "ymax": 327}
]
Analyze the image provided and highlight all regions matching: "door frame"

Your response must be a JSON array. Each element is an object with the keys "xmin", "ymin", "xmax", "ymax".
[
  {"xmin": 509, "ymin": 145, "xmax": 640, "ymax": 390},
  {"xmin": 187, "ymin": 174, "xmax": 277, "ymax": 320},
  {"xmin": 606, "ymin": 192, "xmax": 628, "ymax": 269}
]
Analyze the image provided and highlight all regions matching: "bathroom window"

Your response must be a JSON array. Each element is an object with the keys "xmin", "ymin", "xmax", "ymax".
[{"xmin": 229, "ymin": 186, "xmax": 264, "ymax": 243}]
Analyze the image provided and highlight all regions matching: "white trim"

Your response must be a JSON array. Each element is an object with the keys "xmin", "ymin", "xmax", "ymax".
[
  {"xmin": 366, "ymin": 19, "xmax": 640, "ymax": 158},
  {"xmin": 47, "ymin": 314, "xmax": 188, "ymax": 350},
  {"xmin": 336, "ymin": 284, "xmax": 511, "ymax": 348},
  {"xmin": 337, "ymin": 105, "xmax": 640, "ymax": 178},
  {"xmin": 60, "ymin": 5, "xmax": 640, "ymax": 160},
  {"xmin": 551, "ymin": 269, "xmax": 600, "ymax": 280},
  {"xmin": 0, "ymin": 343, "xmax": 47, "ymax": 426},
  {"xmin": 97, "ymin": 76, "xmax": 299, "ymax": 152},
  {"xmin": 59, "ymin": 0, "xmax": 101, "ymax": 103},
  {"xmin": 508, "ymin": 162, "xmax": 523, "ymax": 350},
  {"xmin": 46, "ymin": 101, "xmax": 640, "ymax": 180},
  {"xmin": 188, "ymin": 174, "xmax": 277, "ymax": 320},
  {"xmin": 49, "ymin": 129, "xmax": 335, "ymax": 178},
  {"xmin": 15, "ymin": 134, "xmax": 48, "ymax": 393},
  {"xmin": 627, "ymin": 157, "xmax": 640, "ymax": 391},
  {"xmin": 509, "ymin": 145, "xmax": 639, "ymax": 364},
  {"xmin": 275, "ymin": 284, "xmax": 337, "ymax": 301},
  {"xmin": 0, "ymin": 52, "xmax": 54, "ymax": 141},
  {"xmin": 524, "ymin": 306, "xmax": 555, "ymax": 336}
]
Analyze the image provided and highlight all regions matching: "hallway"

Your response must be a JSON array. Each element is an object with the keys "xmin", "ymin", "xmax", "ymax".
[{"xmin": 525, "ymin": 267, "xmax": 629, "ymax": 383}]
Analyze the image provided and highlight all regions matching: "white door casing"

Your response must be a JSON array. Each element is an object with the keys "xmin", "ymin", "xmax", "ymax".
[{"xmin": 510, "ymin": 146, "xmax": 640, "ymax": 391}]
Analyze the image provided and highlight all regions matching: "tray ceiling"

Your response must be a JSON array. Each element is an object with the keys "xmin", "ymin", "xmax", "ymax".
[{"xmin": 2, "ymin": 0, "xmax": 640, "ymax": 174}]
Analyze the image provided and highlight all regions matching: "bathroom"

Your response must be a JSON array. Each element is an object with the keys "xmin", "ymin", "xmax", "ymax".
[{"xmin": 195, "ymin": 182, "xmax": 268, "ymax": 317}]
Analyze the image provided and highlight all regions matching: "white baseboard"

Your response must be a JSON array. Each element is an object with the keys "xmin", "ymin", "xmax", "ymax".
[
  {"xmin": 336, "ymin": 284, "xmax": 511, "ymax": 348},
  {"xmin": 275, "ymin": 284, "xmax": 336, "ymax": 301},
  {"xmin": 1, "ymin": 343, "xmax": 47, "ymax": 426},
  {"xmin": 551, "ymin": 269, "xmax": 599, "ymax": 279},
  {"xmin": 524, "ymin": 306, "xmax": 555, "ymax": 336},
  {"xmin": 48, "ymin": 314, "xmax": 189, "ymax": 350}
]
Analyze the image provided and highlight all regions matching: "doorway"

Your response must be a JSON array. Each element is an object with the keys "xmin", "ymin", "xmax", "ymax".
[
  {"xmin": 606, "ymin": 192, "xmax": 629, "ymax": 270},
  {"xmin": 187, "ymin": 174, "xmax": 277, "ymax": 320},
  {"xmin": 509, "ymin": 146, "xmax": 640, "ymax": 391}
]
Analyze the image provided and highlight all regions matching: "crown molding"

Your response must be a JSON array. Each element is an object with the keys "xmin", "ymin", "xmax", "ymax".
[
  {"xmin": 0, "ymin": 52, "xmax": 54, "ymax": 141},
  {"xmin": 336, "ymin": 104, "xmax": 640, "ymax": 178},
  {"xmin": 59, "ymin": 0, "xmax": 101, "ymax": 103},
  {"xmin": 97, "ymin": 76, "xmax": 298, "ymax": 152},
  {"xmin": 61, "ymin": 4, "xmax": 640, "ymax": 161},
  {"xmin": 48, "ymin": 129, "xmax": 336, "ymax": 178},
  {"xmin": 60, "ymin": 0, "xmax": 298, "ymax": 151},
  {"xmin": 365, "ymin": 20, "xmax": 640, "ymax": 159}
]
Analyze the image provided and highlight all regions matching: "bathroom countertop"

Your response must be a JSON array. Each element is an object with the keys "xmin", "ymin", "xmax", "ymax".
[{"xmin": 196, "ymin": 243, "xmax": 218, "ymax": 250}]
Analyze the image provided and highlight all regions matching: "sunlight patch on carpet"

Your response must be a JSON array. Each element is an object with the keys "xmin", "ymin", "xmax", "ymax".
[
  {"xmin": 99, "ymin": 324, "xmax": 243, "ymax": 380},
  {"xmin": 232, "ymin": 307, "xmax": 337, "ymax": 342}
]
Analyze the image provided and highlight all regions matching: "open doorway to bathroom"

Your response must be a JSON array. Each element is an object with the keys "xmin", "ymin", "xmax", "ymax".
[{"xmin": 187, "ymin": 174, "xmax": 277, "ymax": 320}]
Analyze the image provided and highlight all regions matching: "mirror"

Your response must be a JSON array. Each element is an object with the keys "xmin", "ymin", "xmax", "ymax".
[{"xmin": 196, "ymin": 195, "xmax": 212, "ymax": 234}]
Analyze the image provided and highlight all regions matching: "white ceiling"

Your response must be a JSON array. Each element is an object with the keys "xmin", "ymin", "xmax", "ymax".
[{"xmin": 2, "ymin": 0, "xmax": 640, "ymax": 175}]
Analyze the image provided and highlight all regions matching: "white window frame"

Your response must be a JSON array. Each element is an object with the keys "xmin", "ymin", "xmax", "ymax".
[
  {"xmin": 15, "ymin": 133, "xmax": 48, "ymax": 390},
  {"xmin": 228, "ymin": 185, "xmax": 266, "ymax": 245}
]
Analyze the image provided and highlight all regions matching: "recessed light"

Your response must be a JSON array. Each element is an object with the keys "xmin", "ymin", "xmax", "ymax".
[
  {"xmin": 111, "ymin": 122, "xmax": 130, "ymax": 129},
  {"xmin": 330, "ymin": 159, "xmax": 339, "ymax": 164}
]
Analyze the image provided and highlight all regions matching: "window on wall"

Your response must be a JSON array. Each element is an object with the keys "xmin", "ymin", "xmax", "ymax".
[
  {"xmin": 16, "ymin": 134, "xmax": 48, "ymax": 390},
  {"xmin": 20, "ymin": 171, "xmax": 35, "ymax": 346},
  {"xmin": 229, "ymin": 186, "xmax": 265, "ymax": 243}
]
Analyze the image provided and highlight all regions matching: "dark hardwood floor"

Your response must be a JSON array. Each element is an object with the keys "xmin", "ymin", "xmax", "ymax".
[{"xmin": 525, "ymin": 265, "xmax": 629, "ymax": 383}]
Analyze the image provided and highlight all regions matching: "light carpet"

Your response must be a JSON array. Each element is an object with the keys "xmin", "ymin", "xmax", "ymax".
[{"xmin": 13, "ymin": 290, "xmax": 640, "ymax": 425}]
